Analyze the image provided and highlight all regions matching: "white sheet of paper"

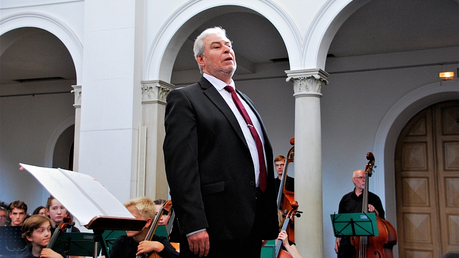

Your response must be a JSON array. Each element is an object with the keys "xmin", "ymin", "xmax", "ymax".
[{"xmin": 20, "ymin": 163, "xmax": 134, "ymax": 226}]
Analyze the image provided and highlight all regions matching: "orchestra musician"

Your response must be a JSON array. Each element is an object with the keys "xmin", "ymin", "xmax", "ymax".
[
  {"xmin": 17, "ymin": 214, "xmax": 65, "ymax": 258},
  {"xmin": 334, "ymin": 169, "xmax": 385, "ymax": 258},
  {"xmin": 109, "ymin": 197, "xmax": 179, "ymax": 258}
]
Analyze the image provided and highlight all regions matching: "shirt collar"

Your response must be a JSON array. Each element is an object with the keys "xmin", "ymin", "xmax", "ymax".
[{"xmin": 203, "ymin": 73, "xmax": 235, "ymax": 91}]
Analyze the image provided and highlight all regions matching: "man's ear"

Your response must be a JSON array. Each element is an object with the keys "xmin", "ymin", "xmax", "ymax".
[
  {"xmin": 196, "ymin": 55, "xmax": 205, "ymax": 67},
  {"xmin": 26, "ymin": 235, "xmax": 33, "ymax": 242}
]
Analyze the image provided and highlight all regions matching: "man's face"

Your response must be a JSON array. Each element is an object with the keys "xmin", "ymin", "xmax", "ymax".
[
  {"xmin": 275, "ymin": 160, "xmax": 285, "ymax": 178},
  {"xmin": 9, "ymin": 208, "xmax": 26, "ymax": 226},
  {"xmin": 197, "ymin": 33, "xmax": 236, "ymax": 79},
  {"xmin": 352, "ymin": 171, "xmax": 366, "ymax": 190},
  {"xmin": 0, "ymin": 210, "xmax": 7, "ymax": 226}
]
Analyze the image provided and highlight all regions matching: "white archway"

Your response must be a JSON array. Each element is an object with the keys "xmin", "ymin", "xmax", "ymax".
[
  {"xmin": 303, "ymin": 0, "xmax": 371, "ymax": 69},
  {"xmin": 372, "ymin": 80, "xmax": 459, "ymax": 224},
  {"xmin": 44, "ymin": 115, "xmax": 76, "ymax": 168},
  {"xmin": 0, "ymin": 12, "xmax": 83, "ymax": 84},
  {"xmin": 144, "ymin": 0, "xmax": 302, "ymax": 82}
]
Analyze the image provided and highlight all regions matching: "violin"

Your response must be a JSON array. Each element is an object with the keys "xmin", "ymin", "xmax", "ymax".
[
  {"xmin": 47, "ymin": 213, "xmax": 73, "ymax": 248},
  {"xmin": 351, "ymin": 152, "xmax": 397, "ymax": 258},
  {"xmin": 136, "ymin": 200, "xmax": 173, "ymax": 258},
  {"xmin": 275, "ymin": 201, "xmax": 302, "ymax": 258}
]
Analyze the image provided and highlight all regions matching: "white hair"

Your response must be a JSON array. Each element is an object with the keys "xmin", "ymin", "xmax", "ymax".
[{"xmin": 193, "ymin": 27, "xmax": 230, "ymax": 73}]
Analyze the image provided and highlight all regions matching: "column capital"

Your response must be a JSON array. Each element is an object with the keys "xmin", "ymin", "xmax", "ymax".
[
  {"xmin": 71, "ymin": 85, "xmax": 82, "ymax": 108},
  {"xmin": 141, "ymin": 80, "xmax": 176, "ymax": 104},
  {"xmin": 285, "ymin": 69, "xmax": 329, "ymax": 97}
]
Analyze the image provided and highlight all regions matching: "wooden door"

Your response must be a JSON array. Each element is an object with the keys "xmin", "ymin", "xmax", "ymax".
[{"xmin": 395, "ymin": 100, "xmax": 459, "ymax": 258}]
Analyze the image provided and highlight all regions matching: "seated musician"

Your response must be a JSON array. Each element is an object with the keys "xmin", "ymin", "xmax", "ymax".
[
  {"xmin": 110, "ymin": 197, "xmax": 179, "ymax": 258},
  {"xmin": 8, "ymin": 200, "xmax": 28, "ymax": 226},
  {"xmin": 18, "ymin": 214, "xmax": 65, "ymax": 258},
  {"xmin": 334, "ymin": 169, "xmax": 385, "ymax": 258},
  {"xmin": 46, "ymin": 196, "xmax": 80, "ymax": 233},
  {"xmin": 276, "ymin": 210, "xmax": 303, "ymax": 258}
]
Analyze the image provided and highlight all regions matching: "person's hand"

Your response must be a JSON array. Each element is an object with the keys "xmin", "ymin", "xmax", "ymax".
[
  {"xmin": 277, "ymin": 230, "xmax": 289, "ymax": 246},
  {"xmin": 187, "ymin": 230, "xmax": 210, "ymax": 257},
  {"xmin": 40, "ymin": 248, "xmax": 63, "ymax": 258},
  {"xmin": 137, "ymin": 240, "xmax": 164, "ymax": 255},
  {"xmin": 368, "ymin": 204, "xmax": 379, "ymax": 216},
  {"xmin": 334, "ymin": 237, "xmax": 340, "ymax": 253}
]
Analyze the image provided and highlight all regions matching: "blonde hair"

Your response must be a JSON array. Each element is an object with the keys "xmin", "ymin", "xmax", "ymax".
[{"xmin": 124, "ymin": 197, "xmax": 155, "ymax": 220}]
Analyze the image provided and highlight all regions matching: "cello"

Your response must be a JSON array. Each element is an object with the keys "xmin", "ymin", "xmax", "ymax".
[
  {"xmin": 136, "ymin": 199, "xmax": 173, "ymax": 258},
  {"xmin": 47, "ymin": 213, "xmax": 73, "ymax": 248},
  {"xmin": 350, "ymin": 152, "xmax": 397, "ymax": 258},
  {"xmin": 275, "ymin": 201, "xmax": 302, "ymax": 258}
]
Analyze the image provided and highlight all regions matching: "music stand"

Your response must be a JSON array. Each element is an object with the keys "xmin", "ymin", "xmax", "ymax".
[
  {"xmin": 330, "ymin": 213, "xmax": 379, "ymax": 237},
  {"xmin": 53, "ymin": 232, "xmax": 98, "ymax": 256},
  {"xmin": 85, "ymin": 216, "xmax": 147, "ymax": 258},
  {"xmin": 0, "ymin": 226, "xmax": 28, "ymax": 257}
]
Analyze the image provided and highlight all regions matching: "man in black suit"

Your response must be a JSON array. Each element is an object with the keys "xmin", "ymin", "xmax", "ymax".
[{"xmin": 163, "ymin": 27, "xmax": 278, "ymax": 258}]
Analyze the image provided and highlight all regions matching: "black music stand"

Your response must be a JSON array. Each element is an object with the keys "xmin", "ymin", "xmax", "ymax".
[
  {"xmin": 85, "ymin": 216, "xmax": 147, "ymax": 258},
  {"xmin": 0, "ymin": 226, "xmax": 28, "ymax": 257},
  {"xmin": 330, "ymin": 213, "xmax": 379, "ymax": 237},
  {"xmin": 53, "ymin": 232, "xmax": 97, "ymax": 256}
]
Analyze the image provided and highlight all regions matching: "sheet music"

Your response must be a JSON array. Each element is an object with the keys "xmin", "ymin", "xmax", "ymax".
[{"xmin": 20, "ymin": 163, "xmax": 134, "ymax": 226}]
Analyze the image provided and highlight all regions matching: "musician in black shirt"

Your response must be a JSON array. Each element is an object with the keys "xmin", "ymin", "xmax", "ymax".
[
  {"xmin": 334, "ymin": 169, "xmax": 384, "ymax": 258},
  {"xmin": 109, "ymin": 197, "xmax": 178, "ymax": 258}
]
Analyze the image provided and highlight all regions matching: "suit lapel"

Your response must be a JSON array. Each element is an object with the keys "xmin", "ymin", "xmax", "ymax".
[{"xmin": 199, "ymin": 78, "xmax": 248, "ymax": 148}]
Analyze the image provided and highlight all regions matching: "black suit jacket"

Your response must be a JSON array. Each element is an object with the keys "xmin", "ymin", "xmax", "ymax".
[{"xmin": 163, "ymin": 77, "xmax": 278, "ymax": 241}]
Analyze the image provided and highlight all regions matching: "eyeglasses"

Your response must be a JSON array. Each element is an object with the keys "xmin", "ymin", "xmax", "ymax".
[
  {"xmin": 355, "ymin": 176, "xmax": 365, "ymax": 180},
  {"xmin": 0, "ymin": 215, "xmax": 7, "ymax": 219}
]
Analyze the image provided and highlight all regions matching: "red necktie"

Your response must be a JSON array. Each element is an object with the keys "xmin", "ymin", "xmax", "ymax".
[{"xmin": 225, "ymin": 86, "xmax": 267, "ymax": 192}]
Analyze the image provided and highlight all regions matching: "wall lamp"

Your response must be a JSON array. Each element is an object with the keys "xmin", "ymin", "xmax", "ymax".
[{"xmin": 439, "ymin": 71, "xmax": 455, "ymax": 81}]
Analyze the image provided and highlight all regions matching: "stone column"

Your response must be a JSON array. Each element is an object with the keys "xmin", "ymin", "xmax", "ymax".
[
  {"xmin": 71, "ymin": 85, "xmax": 82, "ymax": 172},
  {"xmin": 140, "ymin": 80, "xmax": 176, "ymax": 199},
  {"xmin": 286, "ymin": 69, "xmax": 328, "ymax": 258}
]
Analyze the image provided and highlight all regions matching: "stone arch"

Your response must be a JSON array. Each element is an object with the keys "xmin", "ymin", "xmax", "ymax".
[
  {"xmin": 144, "ymin": 0, "xmax": 302, "ymax": 81},
  {"xmin": 0, "ymin": 12, "xmax": 83, "ymax": 84},
  {"xmin": 303, "ymin": 0, "xmax": 371, "ymax": 69},
  {"xmin": 372, "ymin": 80, "xmax": 459, "ymax": 223},
  {"xmin": 45, "ymin": 116, "xmax": 76, "ymax": 168}
]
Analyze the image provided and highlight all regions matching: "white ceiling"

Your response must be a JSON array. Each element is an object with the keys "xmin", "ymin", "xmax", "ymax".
[{"xmin": 0, "ymin": 0, "xmax": 458, "ymax": 86}]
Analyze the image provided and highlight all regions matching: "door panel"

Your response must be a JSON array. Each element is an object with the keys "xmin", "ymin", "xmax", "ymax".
[{"xmin": 395, "ymin": 100, "xmax": 459, "ymax": 257}]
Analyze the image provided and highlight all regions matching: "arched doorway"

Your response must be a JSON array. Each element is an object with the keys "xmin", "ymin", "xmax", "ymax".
[
  {"xmin": 0, "ymin": 27, "xmax": 76, "ymax": 206},
  {"xmin": 395, "ymin": 100, "xmax": 459, "ymax": 257},
  {"xmin": 52, "ymin": 125, "xmax": 75, "ymax": 170}
]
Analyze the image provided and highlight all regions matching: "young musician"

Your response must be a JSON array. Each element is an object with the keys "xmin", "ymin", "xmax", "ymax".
[
  {"xmin": 46, "ymin": 196, "xmax": 79, "ymax": 232},
  {"xmin": 18, "ymin": 214, "xmax": 65, "ymax": 258},
  {"xmin": 8, "ymin": 200, "xmax": 28, "ymax": 226},
  {"xmin": 109, "ymin": 197, "xmax": 179, "ymax": 258}
]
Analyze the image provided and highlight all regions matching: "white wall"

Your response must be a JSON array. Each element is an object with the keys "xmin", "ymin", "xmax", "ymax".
[{"xmin": 0, "ymin": 80, "xmax": 75, "ymax": 212}]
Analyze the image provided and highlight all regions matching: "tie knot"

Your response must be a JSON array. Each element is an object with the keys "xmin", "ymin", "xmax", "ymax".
[{"xmin": 224, "ymin": 86, "xmax": 235, "ymax": 93}]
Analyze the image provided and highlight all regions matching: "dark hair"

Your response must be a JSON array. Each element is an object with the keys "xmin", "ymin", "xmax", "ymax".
[
  {"xmin": 21, "ymin": 215, "xmax": 51, "ymax": 239},
  {"xmin": 8, "ymin": 200, "xmax": 27, "ymax": 213},
  {"xmin": 32, "ymin": 206, "xmax": 46, "ymax": 215}
]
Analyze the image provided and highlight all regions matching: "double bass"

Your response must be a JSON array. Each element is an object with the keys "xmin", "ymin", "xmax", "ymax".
[
  {"xmin": 277, "ymin": 138, "xmax": 296, "ymax": 243},
  {"xmin": 351, "ymin": 152, "xmax": 397, "ymax": 258}
]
